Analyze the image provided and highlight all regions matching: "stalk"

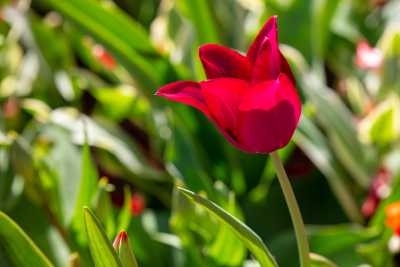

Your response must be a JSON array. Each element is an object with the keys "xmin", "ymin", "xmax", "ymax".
[{"xmin": 270, "ymin": 151, "xmax": 311, "ymax": 267}]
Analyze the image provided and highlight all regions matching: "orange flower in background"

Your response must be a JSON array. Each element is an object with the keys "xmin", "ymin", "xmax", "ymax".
[
  {"xmin": 386, "ymin": 201, "xmax": 400, "ymax": 236},
  {"xmin": 92, "ymin": 44, "xmax": 117, "ymax": 70}
]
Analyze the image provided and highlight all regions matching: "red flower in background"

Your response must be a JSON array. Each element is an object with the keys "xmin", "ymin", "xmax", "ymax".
[
  {"xmin": 92, "ymin": 44, "xmax": 117, "ymax": 70},
  {"xmin": 362, "ymin": 167, "xmax": 391, "ymax": 218},
  {"xmin": 156, "ymin": 16, "xmax": 301, "ymax": 153},
  {"xmin": 355, "ymin": 40, "xmax": 383, "ymax": 70},
  {"xmin": 130, "ymin": 193, "xmax": 145, "ymax": 216}
]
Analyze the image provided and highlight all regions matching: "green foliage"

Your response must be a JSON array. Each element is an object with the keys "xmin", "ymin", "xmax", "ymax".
[
  {"xmin": 178, "ymin": 187, "xmax": 277, "ymax": 267},
  {"xmin": 84, "ymin": 207, "xmax": 122, "ymax": 267},
  {"xmin": 0, "ymin": 0, "xmax": 399, "ymax": 266},
  {"xmin": 0, "ymin": 211, "xmax": 54, "ymax": 267}
]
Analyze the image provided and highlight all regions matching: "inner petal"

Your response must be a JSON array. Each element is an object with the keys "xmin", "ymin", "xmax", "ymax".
[{"xmin": 199, "ymin": 44, "xmax": 252, "ymax": 80}]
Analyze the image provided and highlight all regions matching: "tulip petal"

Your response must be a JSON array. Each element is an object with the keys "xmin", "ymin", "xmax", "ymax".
[
  {"xmin": 280, "ymin": 52, "xmax": 296, "ymax": 84},
  {"xmin": 251, "ymin": 37, "xmax": 280, "ymax": 83},
  {"xmin": 200, "ymin": 78, "xmax": 249, "ymax": 139},
  {"xmin": 247, "ymin": 16, "xmax": 279, "ymax": 65},
  {"xmin": 237, "ymin": 74, "xmax": 301, "ymax": 153},
  {"xmin": 156, "ymin": 81, "xmax": 210, "ymax": 116},
  {"xmin": 199, "ymin": 44, "xmax": 252, "ymax": 80}
]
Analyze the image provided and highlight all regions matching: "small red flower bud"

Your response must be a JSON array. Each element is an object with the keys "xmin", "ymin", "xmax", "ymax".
[
  {"xmin": 130, "ymin": 193, "xmax": 145, "ymax": 216},
  {"xmin": 113, "ymin": 230, "xmax": 128, "ymax": 249},
  {"xmin": 113, "ymin": 230, "xmax": 139, "ymax": 267},
  {"xmin": 92, "ymin": 45, "xmax": 117, "ymax": 70}
]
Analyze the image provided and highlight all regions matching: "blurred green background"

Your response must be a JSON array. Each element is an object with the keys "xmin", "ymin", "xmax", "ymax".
[{"xmin": 1, "ymin": 0, "xmax": 400, "ymax": 266}]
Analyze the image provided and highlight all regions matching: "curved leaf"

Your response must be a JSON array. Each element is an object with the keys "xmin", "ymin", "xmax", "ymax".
[
  {"xmin": 310, "ymin": 253, "xmax": 338, "ymax": 267},
  {"xmin": 178, "ymin": 187, "xmax": 278, "ymax": 267},
  {"xmin": 44, "ymin": 0, "xmax": 161, "ymax": 90},
  {"xmin": 0, "ymin": 211, "xmax": 53, "ymax": 267}
]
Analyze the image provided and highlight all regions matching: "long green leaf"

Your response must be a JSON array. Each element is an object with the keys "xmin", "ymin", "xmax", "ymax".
[
  {"xmin": 296, "ymin": 115, "xmax": 363, "ymax": 224},
  {"xmin": 176, "ymin": 0, "xmax": 220, "ymax": 44},
  {"xmin": 84, "ymin": 208, "xmax": 122, "ymax": 267},
  {"xmin": 302, "ymin": 73, "xmax": 372, "ymax": 188},
  {"xmin": 0, "ymin": 211, "xmax": 54, "ymax": 267},
  {"xmin": 178, "ymin": 187, "xmax": 278, "ymax": 267},
  {"xmin": 71, "ymin": 135, "xmax": 99, "ymax": 243},
  {"xmin": 43, "ymin": 0, "xmax": 161, "ymax": 90}
]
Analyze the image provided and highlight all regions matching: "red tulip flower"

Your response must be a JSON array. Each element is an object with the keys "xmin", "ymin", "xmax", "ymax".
[{"xmin": 156, "ymin": 16, "xmax": 301, "ymax": 153}]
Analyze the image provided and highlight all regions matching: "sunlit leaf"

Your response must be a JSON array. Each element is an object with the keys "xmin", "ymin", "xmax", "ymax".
[
  {"xmin": 44, "ymin": 0, "xmax": 163, "ymax": 90},
  {"xmin": 71, "ymin": 133, "xmax": 99, "ymax": 243},
  {"xmin": 84, "ymin": 207, "xmax": 122, "ymax": 267},
  {"xmin": 178, "ymin": 187, "xmax": 278, "ymax": 267},
  {"xmin": 0, "ymin": 211, "xmax": 54, "ymax": 267}
]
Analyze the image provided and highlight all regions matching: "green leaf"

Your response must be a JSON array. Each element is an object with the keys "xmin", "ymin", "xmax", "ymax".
[
  {"xmin": 359, "ymin": 95, "xmax": 400, "ymax": 147},
  {"xmin": 296, "ymin": 115, "xmax": 364, "ymax": 224},
  {"xmin": 0, "ymin": 211, "xmax": 54, "ymax": 267},
  {"xmin": 71, "ymin": 133, "xmax": 99, "ymax": 243},
  {"xmin": 178, "ymin": 187, "xmax": 278, "ymax": 267},
  {"xmin": 83, "ymin": 207, "xmax": 122, "ymax": 267},
  {"xmin": 94, "ymin": 178, "xmax": 116, "ymax": 239},
  {"xmin": 302, "ymin": 73, "xmax": 372, "ymax": 188},
  {"xmin": 310, "ymin": 253, "xmax": 338, "ymax": 267},
  {"xmin": 207, "ymin": 188, "xmax": 246, "ymax": 266},
  {"xmin": 50, "ymin": 108, "xmax": 165, "ymax": 181},
  {"xmin": 117, "ymin": 187, "xmax": 133, "ymax": 232},
  {"xmin": 311, "ymin": 0, "xmax": 341, "ymax": 62},
  {"xmin": 308, "ymin": 224, "xmax": 378, "ymax": 266},
  {"xmin": 43, "ymin": 0, "xmax": 162, "ymax": 90},
  {"xmin": 176, "ymin": 0, "xmax": 220, "ymax": 44}
]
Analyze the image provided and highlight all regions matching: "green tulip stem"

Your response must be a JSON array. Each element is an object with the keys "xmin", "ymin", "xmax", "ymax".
[{"xmin": 271, "ymin": 151, "xmax": 311, "ymax": 267}]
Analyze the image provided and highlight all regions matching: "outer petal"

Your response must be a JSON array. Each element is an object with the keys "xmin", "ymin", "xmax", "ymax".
[
  {"xmin": 280, "ymin": 52, "xmax": 296, "ymax": 84},
  {"xmin": 247, "ymin": 16, "xmax": 279, "ymax": 65},
  {"xmin": 199, "ymin": 44, "xmax": 252, "ymax": 80},
  {"xmin": 200, "ymin": 78, "xmax": 249, "ymax": 132},
  {"xmin": 156, "ymin": 81, "xmax": 209, "ymax": 116},
  {"xmin": 237, "ymin": 73, "xmax": 301, "ymax": 153}
]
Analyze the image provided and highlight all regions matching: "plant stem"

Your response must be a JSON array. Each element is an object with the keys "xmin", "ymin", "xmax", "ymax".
[{"xmin": 270, "ymin": 151, "xmax": 311, "ymax": 267}]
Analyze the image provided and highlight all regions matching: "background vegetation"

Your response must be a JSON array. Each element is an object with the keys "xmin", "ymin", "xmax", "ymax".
[{"xmin": 1, "ymin": 0, "xmax": 400, "ymax": 266}]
